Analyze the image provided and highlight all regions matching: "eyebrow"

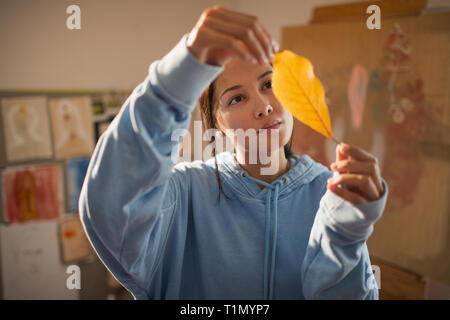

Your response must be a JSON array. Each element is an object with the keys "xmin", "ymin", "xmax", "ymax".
[{"xmin": 220, "ymin": 70, "xmax": 273, "ymax": 99}]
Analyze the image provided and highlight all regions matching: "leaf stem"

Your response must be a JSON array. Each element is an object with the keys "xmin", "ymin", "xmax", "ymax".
[{"xmin": 331, "ymin": 137, "xmax": 341, "ymax": 145}]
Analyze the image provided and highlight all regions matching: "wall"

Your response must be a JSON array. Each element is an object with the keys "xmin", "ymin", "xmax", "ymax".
[
  {"xmin": 0, "ymin": 0, "xmax": 235, "ymax": 90},
  {"xmin": 2, "ymin": 0, "xmax": 446, "ymax": 91}
]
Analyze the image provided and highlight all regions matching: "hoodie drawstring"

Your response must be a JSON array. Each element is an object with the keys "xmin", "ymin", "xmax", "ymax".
[{"xmin": 241, "ymin": 172, "xmax": 284, "ymax": 300}]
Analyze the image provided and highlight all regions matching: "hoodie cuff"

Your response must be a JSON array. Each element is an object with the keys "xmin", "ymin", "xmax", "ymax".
[
  {"xmin": 320, "ymin": 179, "xmax": 389, "ymax": 241},
  {"xmin": 150, "ymin": 33, "xmax": 224, "ymax": 112}
]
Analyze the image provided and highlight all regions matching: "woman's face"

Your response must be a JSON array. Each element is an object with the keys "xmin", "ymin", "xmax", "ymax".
[{"xmin": 213, "ymin": 59, "xmax": 293, "ymax": 156}]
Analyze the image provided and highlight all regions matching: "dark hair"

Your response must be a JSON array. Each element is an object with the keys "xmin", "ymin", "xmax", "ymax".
[{"xmin": 198, "ymin": 79, "xmax": 294, "ymax": 203}]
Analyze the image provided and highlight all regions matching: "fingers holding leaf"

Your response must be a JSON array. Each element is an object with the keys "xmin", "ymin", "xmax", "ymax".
[
  {"xmin": 327, "ymin": 173, "xmax": 380, "ymax": 202},
  {"xmin": 333, "ymin": 144, "xmax": 384, "ymax": 195}
]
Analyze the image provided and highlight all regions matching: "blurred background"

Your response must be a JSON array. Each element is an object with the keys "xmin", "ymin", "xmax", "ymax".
[{"xmin": 0, "ymin": 0, "xmax": 449, "ymax": 300}]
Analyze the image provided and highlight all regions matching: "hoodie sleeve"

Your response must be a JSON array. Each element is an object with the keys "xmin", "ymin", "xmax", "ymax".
[
  {"xmin": 301, "ymin": 176, "xmax": 389, "ymax": 300},
  {"xmin": 79, "ymin": 33, "xmax": 223, "ymax": 298}
]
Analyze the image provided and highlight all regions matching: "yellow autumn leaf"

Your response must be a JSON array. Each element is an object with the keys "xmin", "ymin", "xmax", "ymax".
[{"xmin": 272, "ymin": 50, "xmax": 333, "ymax": 140}]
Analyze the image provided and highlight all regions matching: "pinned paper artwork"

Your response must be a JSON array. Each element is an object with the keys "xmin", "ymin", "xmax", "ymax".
[
  {"xmin": 59, "ymin": 215, "xmax": 94, "ymax": 263},
  {"xmin": 67, "ymin": 157, "xmax": 90, "ymax": 212},
  {"xmin": 0, "ymin": 221, "xmax": 79, "ymax": 299},
  {"xmin": 1, "ymin": 96, "xmax": 53, "ymax": 163},
  {"xmin": 2, "ymin": 164, "xmax": 63, "ymax": 224},
  {"xmin": 49, "ymin": 96, "xmax": 94, "ymax": 159}
]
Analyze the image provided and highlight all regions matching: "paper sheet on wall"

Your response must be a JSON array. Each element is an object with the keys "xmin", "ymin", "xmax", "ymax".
[
  {"xmin": 1, "ymin": 163, "xmax": 63, "ymax": 224},
  {"xmin": 0, "ymin": 220, "xmax": 79, "ymax": 299},
  {"xmin": 59, "ymin": 215, "xmax": 94, "ymax": 264},
  {"xmin": 1, "ymin": 96, "xmax": 53, "ymax": 163},
  {"xmin": 49, "ymin": 96, "xmax": 94, "ymax": 159}
]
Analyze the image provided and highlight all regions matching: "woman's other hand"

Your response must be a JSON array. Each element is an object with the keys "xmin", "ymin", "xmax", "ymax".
[{"xmin": 327, "ymin": 143, "xmax": 385, "ymax": 204}]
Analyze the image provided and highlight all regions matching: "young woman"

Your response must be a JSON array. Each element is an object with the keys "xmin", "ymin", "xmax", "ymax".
[{"xmin": 80, "ymin": 6, "xmax": 388, "ymax": 300}]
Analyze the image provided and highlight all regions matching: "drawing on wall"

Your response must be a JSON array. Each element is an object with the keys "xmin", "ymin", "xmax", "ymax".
[
  {"xmin": 67, "ymin": 157, "xmax": 90, "ymax": 212},
  {"xmin": 378, "ymin": 23, "xmax": 441, "ymax": 212},
  {"xmin": 1, "ymin": 96, "xmax": 53, "ymax": 163},
  {"xmin": 0, "ymin": 221, "xmax": 79, "ymax": 299},
  {"xmin": 49, "ymin": 96, "xmax": 94, "ymax": 159},
  {"xmin": 59, "ymin": 215, "xmax": 94, "ymax": 264},
  {"xmin": 1, "ymin": 164, "xmax": 63, "ymax": 224},
  {"xmin": 347, "ymin": 64, "xmax": 368, "ymax": 130}
]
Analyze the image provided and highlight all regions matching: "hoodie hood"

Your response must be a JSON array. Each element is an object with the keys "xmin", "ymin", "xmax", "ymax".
[{"xmin": 206, "ymin": 151, "xmax": 330, "ymax": 201}]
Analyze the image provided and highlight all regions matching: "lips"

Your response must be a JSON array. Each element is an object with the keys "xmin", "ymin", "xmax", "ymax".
[{"xmin": 261, "ymin": 120, "xmax": 282, "ymax": 130}]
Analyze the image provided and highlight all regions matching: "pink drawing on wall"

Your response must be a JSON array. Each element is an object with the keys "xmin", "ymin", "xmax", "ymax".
[
  {"xmin": 2, "ymin": 164, "xmax": 63, "ymax": 224},
  {"xmin": 380, "ymin": 23, "xmax": 439, "ymax": 212},
  {"xmin": 383, "ymin": 23, "xmax": 413, "ymax": 124},
  {"xmin": 347, "ymin": 64, "xmax": 368, "ymax": 129}
]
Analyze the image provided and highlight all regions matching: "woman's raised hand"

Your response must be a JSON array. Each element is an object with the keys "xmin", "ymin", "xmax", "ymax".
[{"xmin": 186, "ymin": 5, "xmax": 279, "ymax": 67}]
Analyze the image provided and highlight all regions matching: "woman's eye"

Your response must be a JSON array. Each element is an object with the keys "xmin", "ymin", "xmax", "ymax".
[
  {"xmin": 264, "ymin": 80, "xmax": 272, "ymax": 89},
  {"xmin": 229, "ymin": 95, "xmax": 243, "ymax": 105}
]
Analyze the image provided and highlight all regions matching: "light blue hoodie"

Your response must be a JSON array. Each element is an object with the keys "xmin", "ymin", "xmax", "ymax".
[{"xmin": 79, "ymin": 33, "xmax": 388, "ymax": 300}]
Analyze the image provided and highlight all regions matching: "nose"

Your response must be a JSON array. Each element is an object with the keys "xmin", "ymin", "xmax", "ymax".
[
  {"xmin": 254, "ymin": 98, "xmax": 273, "ymax": 118},
  {"xmin": 256, "ymin": 104, "xmax": 273, "ymax": 118}
]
